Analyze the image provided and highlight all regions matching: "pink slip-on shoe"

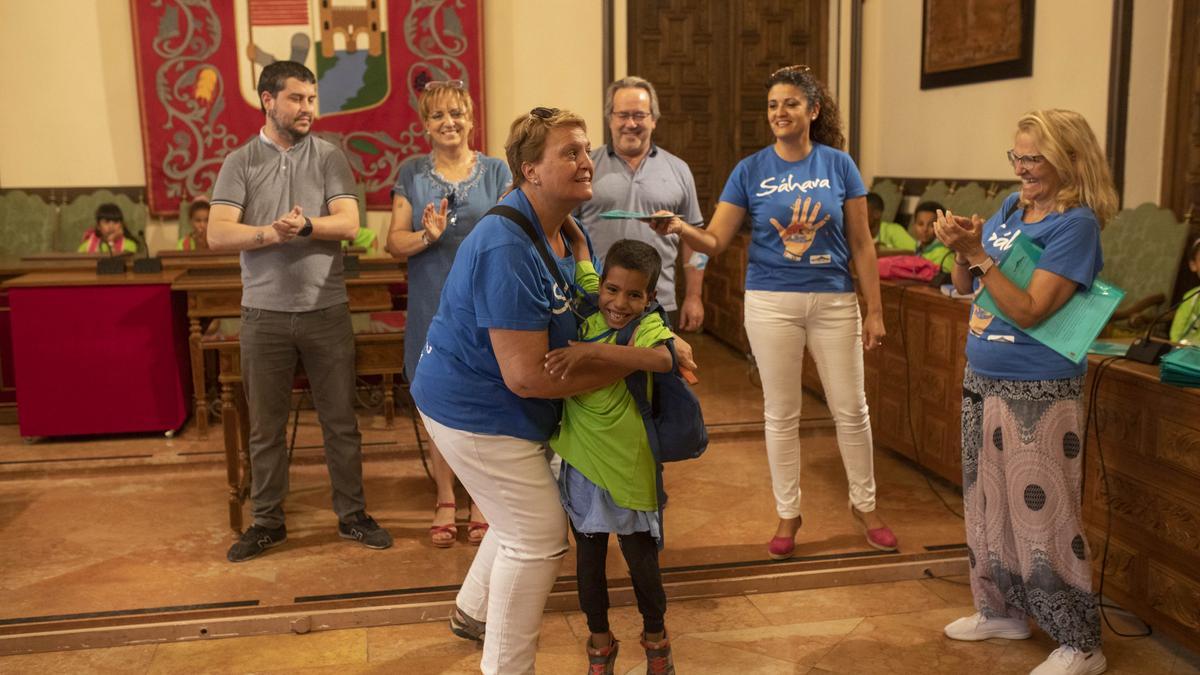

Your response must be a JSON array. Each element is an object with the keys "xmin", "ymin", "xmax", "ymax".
[
  {"xmin": 849, "ymin": 501, "xmax": 898, "ymax": 551},
  {"xmin": 767, "ymin": 514, "xmax": 802, "ymax": 560}
]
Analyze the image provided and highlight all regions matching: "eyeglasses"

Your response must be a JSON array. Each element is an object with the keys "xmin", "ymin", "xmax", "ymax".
[
  {"xmin": 612, "ymin": 111, "xmax": 651, "ymax": 123},
  {"xmin": 771, "ymin": 64, "xmax": 812, "ymax": 77},
  {"xmin": 423, "ymin": 79, "xmax": 465, "ymax": 91},
  {"xmin": 1006, "ymin": 150, "xmax": 1046, "ymax": 169},
  {"xmin": 529, "ymin": 106, "xmax": 559, "ymax": 120},
  {"xmin": 444, "ymin": 192, "xmax": 458, "ymax": 228}
]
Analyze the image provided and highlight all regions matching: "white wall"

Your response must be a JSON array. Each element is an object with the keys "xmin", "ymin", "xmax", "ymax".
[
  {"xmin": 860, "ymin": 0, "xmax": 1111, "ymax": 183},
  {"xmin": 0, "ymin": 0, "xmax": 145, "ymax": 187},
  {"xmin": 0, "ymin": 0, "xmax": 608, "ymax": 246},
  {"xmin": 1124, "ymin": 0, "xmax": 1173, "ymax": 207}
]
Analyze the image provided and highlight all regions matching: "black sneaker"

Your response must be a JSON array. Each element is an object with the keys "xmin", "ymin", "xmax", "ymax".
[
  {"xmin": 338, "ymin": 511, "xmax": 393, "ymax": 549},
  {"xmin": 226, "ymin": 523, "xmax": 287, "ymax": 563}
]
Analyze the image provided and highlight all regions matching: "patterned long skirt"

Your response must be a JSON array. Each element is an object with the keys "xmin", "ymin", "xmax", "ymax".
[{"xmin": 960, "ymin": 367, "xmax": 1101, "ymax": 651}]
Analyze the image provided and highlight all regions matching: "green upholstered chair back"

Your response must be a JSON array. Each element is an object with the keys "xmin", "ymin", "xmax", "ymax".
[
  {"xmin": 56, "ymin": 191, "xmax": 148, "ymax": 252},
  {"xmin": 1099, "ymin": 203, "xmax": 1190, "ymax": 313},
  {"xmin": 869, "ymin": 179, "xmax": 903, "ymax": 223},
  {"xmin": 0, "ymin": 191, "xmax": 58, "ymax": 257}
]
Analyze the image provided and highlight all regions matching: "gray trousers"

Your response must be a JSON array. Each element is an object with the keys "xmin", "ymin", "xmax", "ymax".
[{"xmin": 240, "ymin": 303, "xmax": 365, "ymax": 528}]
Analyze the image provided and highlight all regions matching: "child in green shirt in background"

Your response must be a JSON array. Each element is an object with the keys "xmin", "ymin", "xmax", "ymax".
[
  {"xmin": 911, "ymin": 200, "xmax": 956, "ymax": 273},
  {"xmin": 867, "ymin": 192, "xmax": 917, "ymax": 253},
  {"xmin": 1170, "ymin": 237, "xmax": 1200, "ymax": 345},
  {"xmin": 546, "ymin": 230, "xmax": 678, "ymax": 675}
]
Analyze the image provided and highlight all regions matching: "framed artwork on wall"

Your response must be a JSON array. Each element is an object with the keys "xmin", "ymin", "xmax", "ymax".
[
  {"xmin": 130, "ymin": 0, "xmax": 485, "ymax": 215},
  {"xmin": 921, "ymin": 0, "xmax": 1035, "ymax": 89}
]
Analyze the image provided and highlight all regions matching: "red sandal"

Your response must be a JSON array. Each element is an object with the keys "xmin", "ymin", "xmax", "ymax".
[
  {"xmin": 467, "ymin": 501, "xmax": 488, "ymax": 546},
  {"xmin": 430, "ymin": 502, "xmax": 458, "ymax": 548}
]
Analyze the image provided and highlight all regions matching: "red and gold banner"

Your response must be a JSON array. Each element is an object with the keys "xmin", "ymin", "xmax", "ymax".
[{"xmin": 131, "ymin": 0, "xmax": 485, "ymax": 215}]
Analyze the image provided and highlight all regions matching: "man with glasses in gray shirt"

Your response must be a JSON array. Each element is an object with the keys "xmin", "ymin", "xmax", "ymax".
[
  {"xmin": 209, "ymin": 61, "xmax": 392, "ymax": 562},
  {"xmin": 576, "ymin": 76, "xmax": 707, "ymax": 330}
]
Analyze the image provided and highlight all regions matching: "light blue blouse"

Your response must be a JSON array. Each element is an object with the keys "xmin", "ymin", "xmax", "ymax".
[{"xmin": 391, "ymin": 152, "xmax": 511, "ymax": 381}]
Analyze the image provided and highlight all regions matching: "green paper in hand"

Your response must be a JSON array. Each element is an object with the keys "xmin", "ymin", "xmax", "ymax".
[
  {"xmin": 599, "ymin": 210, "xmax": 678, "ymax": 220},
  {"xmin": 976, "ymin": 236, "xmax": 1125, "ymax": 363}
]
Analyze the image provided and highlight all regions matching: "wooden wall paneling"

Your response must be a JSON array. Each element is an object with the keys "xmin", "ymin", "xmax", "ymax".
[
  {"xmin": 1161, "ymin": 0, "xmax": 1200, "ymax": 303},
  {"xmin": 628, "ymin": 0, "xmax": 828, "ymax": 352}
]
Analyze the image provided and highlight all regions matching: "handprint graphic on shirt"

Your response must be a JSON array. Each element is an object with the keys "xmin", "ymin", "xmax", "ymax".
[{"xmin": 771, "ymin": 196, "xmax": 832, "ymax": 261}]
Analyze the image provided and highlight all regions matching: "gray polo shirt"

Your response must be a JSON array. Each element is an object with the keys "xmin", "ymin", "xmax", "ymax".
[
  {"xmin": 576, "ymin": 144, "xmax": 703, "ymax": 311},
  {"xmin": 212, "ymin": 131, "xmax": 357, "ymax": 312}
]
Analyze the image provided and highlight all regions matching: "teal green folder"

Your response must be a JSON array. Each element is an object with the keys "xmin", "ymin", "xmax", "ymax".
[
  {"xmin": 976, "ymin": 237, "xmax": 1125, "ymax": 363},
  {"xmin": 1161, "ymin": 347, "xmax": 1200, "ymax": 388},
  {"xmin": 598, "ymin": 210, "xmax": 678, "ymax": 220}
]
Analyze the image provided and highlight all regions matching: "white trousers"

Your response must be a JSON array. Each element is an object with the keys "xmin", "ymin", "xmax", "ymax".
[
  {"xmin": 420, "ymin": 412, "xmax": 568, "ymax": 675},
  {"xmin": 743, "ymin": 290, "xmax": 878, "ymax": 519}
]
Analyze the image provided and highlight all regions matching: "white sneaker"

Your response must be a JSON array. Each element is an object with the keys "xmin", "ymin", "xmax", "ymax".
[
  {"xmin": 943, "ymin": 612, "xmax": 1032, "ymax": 641},
  {"xmin": 1030, "ymin": 646, "xmax": 1107, "ymax": 675}
]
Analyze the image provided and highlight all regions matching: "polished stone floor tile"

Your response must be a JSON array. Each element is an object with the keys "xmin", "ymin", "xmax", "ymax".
[
  {"xmin": 145, "ymin": 629, "xmax": 367, "ymax": 674},
  {"xmin": 746, "ymin": 579, "xmax": 951, "ymax": 624}
]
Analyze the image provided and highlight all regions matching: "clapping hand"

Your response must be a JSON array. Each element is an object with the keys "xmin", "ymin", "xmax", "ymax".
[
  {"xmin": 421, "ymin": 198, "xmax": 449, "ymax": 243},
  {"xmin": 272, "ymin": 205, "xmax": 304, "ymax": 242},
  {"xmin": 933, "ymin": 209, "xmax": 985, "ymax": 258}
]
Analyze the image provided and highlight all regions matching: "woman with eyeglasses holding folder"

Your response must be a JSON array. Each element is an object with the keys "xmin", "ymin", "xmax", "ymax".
[
  {"xmin": 655, "ymin": 65, "xmax": 897, "ymax": 560},
  {"xmin": 386, "ymin": 80, "xmax": 511, "ymax": 548},
  {"xmin": 934, "ymin": 110, "xmax": 1118, "ymax": 675}
]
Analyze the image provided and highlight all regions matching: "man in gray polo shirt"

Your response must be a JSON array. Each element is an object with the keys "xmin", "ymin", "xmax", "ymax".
[
  {"xmin": 576, "ymin": 76, "xmax": 707, "ymax": 330},
  {"xmin": 209, "ymin": 61, "xmax": 392, "ymax": 562}
]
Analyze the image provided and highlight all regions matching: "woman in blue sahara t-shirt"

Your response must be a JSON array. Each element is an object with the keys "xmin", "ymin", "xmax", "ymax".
[
  {"xmin": 935, "ymin": 109, "xmax": 1118, "ymax": 675},
  {"xmin": 658, "ymin": 65, "xmax": 896, "ymax": 560}
]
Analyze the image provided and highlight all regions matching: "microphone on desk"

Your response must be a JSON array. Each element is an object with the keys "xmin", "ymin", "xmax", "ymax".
[
  {"xmin": 1125, "ymin": 286, "xmax": 1200, "ymax": 364},
  {"xmin": 132, "ymin": 229, "xmax": 163, "ymax": 273},
  {"xmin": 96, "ymin": 235, "xmax": 127, "ymax": 275}
]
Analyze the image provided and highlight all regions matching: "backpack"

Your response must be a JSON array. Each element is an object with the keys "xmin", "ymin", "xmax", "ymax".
[{"xmin": 614, "ymin": 304, "xmax": 709, "ymax": 464}]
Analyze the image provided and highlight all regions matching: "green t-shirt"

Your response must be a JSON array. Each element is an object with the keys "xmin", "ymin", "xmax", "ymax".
[
  {"xmin": 341, "ymin": 227, "xmax": 378, "ymax": 252},
  {"xmin": 876, "ymin": 221, "xmax": 916, "ymax": 251},
  {"xmin": 1170, "ymin": 286, "xmax": 1200, "ymax": 345},
  {"xmin": 549, "ymin": 261, "xmax": 674, "ymax": 511},
  {"xmin": 916, "ymin": 240, "xmax": 955, "ymax": 274}
]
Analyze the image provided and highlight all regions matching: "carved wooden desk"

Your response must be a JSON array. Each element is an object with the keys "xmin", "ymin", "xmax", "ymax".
[
  {"xmin": 172, "ymin": 264, "xmax": 406, "ymax": 437},
  {"xmin": 206, "ymin": 326, "xmax": 405, "ymax": 531}
]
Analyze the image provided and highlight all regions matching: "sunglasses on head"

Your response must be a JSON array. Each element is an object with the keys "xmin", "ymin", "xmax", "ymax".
[
  {"xmin": 423, "ymin": 79, "xmax": 465, "ymax": 92},
  {"xmin": 529, "ymin": 106, "xmax": 559, "ymax": 120},
  {"xmin": 771, "ymin": 64, "xmax": 812, "ymax": 77}
]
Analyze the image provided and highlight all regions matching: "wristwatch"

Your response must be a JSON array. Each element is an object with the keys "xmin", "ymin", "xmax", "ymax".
[
  {"xmin": 298, "ymin": 216, "xmax": 313, "ymax": 237},
  {"xmin": 969, "ymin": 257, "xmax": 995, "ymax": 278}
]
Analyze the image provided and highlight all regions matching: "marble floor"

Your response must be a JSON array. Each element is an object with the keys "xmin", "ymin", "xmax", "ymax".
[
  {"xmin": 3, "ymin": 334, "xmax": 1189, "ymax": 672},
  {"xmin": 2, "ymin": 577, "xmax": 1196, "ymax": 674}
]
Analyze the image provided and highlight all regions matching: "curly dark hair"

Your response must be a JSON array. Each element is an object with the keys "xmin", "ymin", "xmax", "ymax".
[{"xmin": 766, "ymin": 65, "xmax": 845, "ymax": 150}]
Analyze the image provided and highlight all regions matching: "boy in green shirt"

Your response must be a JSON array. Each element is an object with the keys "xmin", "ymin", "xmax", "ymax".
[
  {"xmin": 867, "ymin": 192, "xmax": 917, "ymax": 253},
  {"xmin": 545, "ymin": 235, "xmax": 677, "ymax": 675},
  {"xmin": 911, "ymin": 200, "xmax": 955, "ymax": 273}
]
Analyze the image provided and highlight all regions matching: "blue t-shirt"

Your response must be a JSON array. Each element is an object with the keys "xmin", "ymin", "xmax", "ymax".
[
  {"xmin": 719, "ymin": 143, "xmax": 867, "ymax": 293},
  {"xmin": 966, "ymin": 193, "xmax": 1104, "ymax": 380},
  {"xmin": 411, "ymin": 189, "xmax": 581, "ymax": 441}
]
